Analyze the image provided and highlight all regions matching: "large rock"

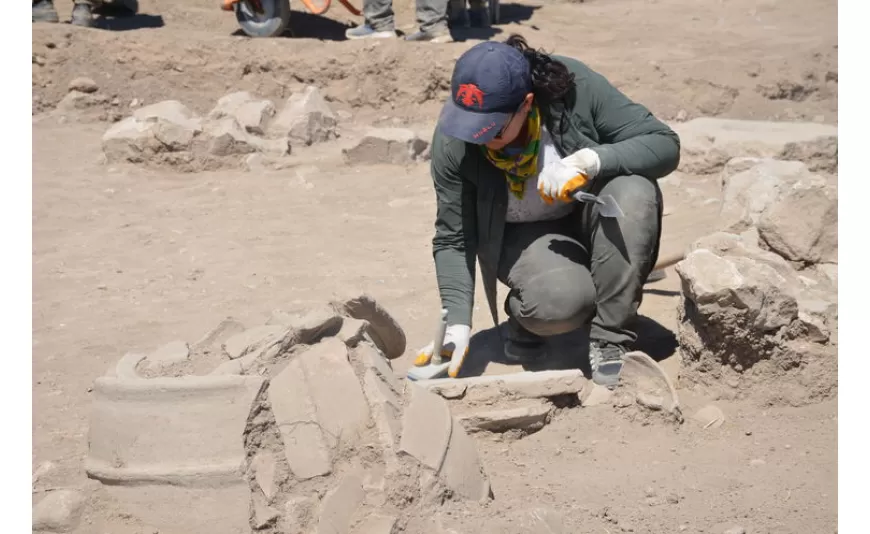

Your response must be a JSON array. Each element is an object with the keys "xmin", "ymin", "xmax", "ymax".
[
  {"xmin": 343, "ymin": 128, "xmax": 429, "ymax": 166},
  {"xmin": 194, "ymin": 116, "xmax": 268, "ymax": 157},
  {"xmin": 675, "ymin": 232, "xmax": 837, "ymax": 404},
  {"xmin": 757, "ymin": 176, "xmax": 838, "ymax": 265},
  {"xmin": 672, "ymin": 118, "xmax": 838, "ymax": 174},
  {"xmin": 719, "ymin": 158, "xmax": 837, "ymax": 265},
  {"xmin": 208, "ymin": 91, "xmax": 276, "ymax": 136},
  {"xmin": 270, "ymin": 86, "xmax": 338, "ymax": 146},
  {"xmin": 102, "ymin": 100, "xmax": 203, "ymax": 163}
]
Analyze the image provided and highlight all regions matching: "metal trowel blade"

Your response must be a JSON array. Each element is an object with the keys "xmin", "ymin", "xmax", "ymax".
[
  {"xmin": 598, "ymin": 194, "xmax": 625, "ymax": 218},
  {"xmin": 571, "ymin": 190, "xmax": 624, "ymax": 218}
]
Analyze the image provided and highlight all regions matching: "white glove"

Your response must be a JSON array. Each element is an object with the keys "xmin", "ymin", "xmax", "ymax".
[
  {"xmin": 413, "ymin": 324, "xmax": 471, "ymax": 378},
  {"xmin": 537, "ymin": 148, "xmax": 602, "ymax": 204}
]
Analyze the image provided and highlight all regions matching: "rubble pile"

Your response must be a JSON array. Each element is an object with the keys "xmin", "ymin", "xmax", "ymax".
[
  {"xmin": 84, "ymin": 295, "xmax": 491, "ymax": 534},
  {"xmin": 676, "ymin": 155, "xmax": 838, "ymax": 405}
]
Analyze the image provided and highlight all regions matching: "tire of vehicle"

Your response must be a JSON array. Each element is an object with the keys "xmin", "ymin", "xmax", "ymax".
[{"xmin": 235, "ymin": 0, "xmax": 291, "ymax": 38}]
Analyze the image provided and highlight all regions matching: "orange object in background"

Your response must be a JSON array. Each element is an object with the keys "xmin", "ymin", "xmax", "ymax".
[{"xmin": 221, "ymin": 0, "xmax": 238, "ymax": 11}]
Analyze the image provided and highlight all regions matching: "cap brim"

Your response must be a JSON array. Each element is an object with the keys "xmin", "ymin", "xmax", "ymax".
[{"xmin": 437, "ymin": 99, "xmax": 513, "ymax": 145}]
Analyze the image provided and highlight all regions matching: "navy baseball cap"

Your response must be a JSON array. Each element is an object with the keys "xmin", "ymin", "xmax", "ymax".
[{"xmin": 437, "ymin": 41, "xmax": 532, "ymax": 144}]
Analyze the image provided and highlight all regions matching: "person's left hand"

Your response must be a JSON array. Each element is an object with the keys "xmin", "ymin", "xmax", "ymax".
[{"xmin": 537, "ymin": 148, "xmax": 602, "ymax": 204}]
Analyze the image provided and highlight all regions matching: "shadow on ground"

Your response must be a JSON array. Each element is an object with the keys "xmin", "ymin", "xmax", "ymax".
[
  {"xmin": 498, "ymin": 2, "xmax": 541, "ymax": 24},
  {"xmin": 94, "ymin": 14, "xmax": 165, "ymax": 31},
  {"xmin": 230, "ymin": 11, "xmax": 351, "ymax": 40},
  {"xmin": 457, "ymin": 313, "xmax": 678, "ymax": 378}
]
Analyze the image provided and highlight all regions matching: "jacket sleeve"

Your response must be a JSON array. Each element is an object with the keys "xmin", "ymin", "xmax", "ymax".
[
  {"xmin": 583, "ymin": 69, "xmax": 681, "ymax": 180},
  {"xmin": 431, "ymin": 133, "xmax": 478, "ymax": 327}
]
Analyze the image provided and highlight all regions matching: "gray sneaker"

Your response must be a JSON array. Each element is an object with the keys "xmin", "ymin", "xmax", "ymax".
[
  {"xmin": 589, "ymin": 340, "xmax": 626, "ymax": 388},
  {"xmin": 70, "ymin": 2, "xmax": 94, "ymax": 27},
  {"xmin": 345, "ymin": 24, "xmax": 396, "ymax": 40},
  {"xmin": 404, "ymin": 28, "xmax": 453, "ymax": 43},
  {"xmin": 33, "ymin": 0, "xmax": 60, "ymax": 23}
]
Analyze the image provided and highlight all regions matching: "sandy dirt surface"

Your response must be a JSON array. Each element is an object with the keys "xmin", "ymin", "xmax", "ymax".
[{"xmin": 32, "ymin": 0, "xmax": 837, "ymax": 532}]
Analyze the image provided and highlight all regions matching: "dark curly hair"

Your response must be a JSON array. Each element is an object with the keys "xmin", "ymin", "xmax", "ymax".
[{"xmin": 504, "ymin": 34, "xmax": 576, "ymax": 104}]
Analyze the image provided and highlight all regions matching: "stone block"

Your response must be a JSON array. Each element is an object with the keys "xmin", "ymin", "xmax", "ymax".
[
  {"xmin": 269, "ymin": 358, "xmax": 333, "ymax": 480},
  {"xmin": 270, "ymin": 86, "xmax": 337, "ymax": 146},
  {"xmin": 208, "ymin": 91, "xmax": 276, "ymax": 135},
  {"xmin": 457, "ymin": 403, "xmax": 552, "ymax": 433},
  {"xmin": 398, "ymin": 384, "xmax": 452, "ymax": 471},
  {"xmin": 440, "ymin": 419, "xmax": 492, "ymax": 501},
  {"xmin": 343, "ymin": 128, "xmax": 429, "ymax": 166},
  {"xmin": 420, "ymin": 370, "xmax": 587, "ymax": 402},
  {"xmin": 317, "ymin": 474, "xmax": 365, "ymax": 534},
  {"xmin": 757, "ymin": 175, "xmax": 838, "ymax": 265},
  {"xmin": 86, "ymin": 374, "xmax": 265, "ymax": 485},
  {"xmin": 298, "ymin": 338, "xmax": 371, "ymax": 440}
]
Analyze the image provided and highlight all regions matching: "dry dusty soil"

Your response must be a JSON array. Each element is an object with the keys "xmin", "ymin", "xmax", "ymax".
[{"xmin": 32, "ymin": 0, "xmax": 837, "ymax": 533}]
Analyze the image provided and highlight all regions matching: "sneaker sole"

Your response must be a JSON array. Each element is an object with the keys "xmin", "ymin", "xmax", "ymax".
[
  {"xmin": 33, "ymin": 13, "xmax": 60, "ymax": 23},
  {"xmin": 346, "ymin": 31, "xmax": 397, "ymax": 40}
]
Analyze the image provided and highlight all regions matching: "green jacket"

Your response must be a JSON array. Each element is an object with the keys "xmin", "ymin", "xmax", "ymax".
[{"xmin": 430, "ymin": 56, "xmax": 681, "ymax": 329}]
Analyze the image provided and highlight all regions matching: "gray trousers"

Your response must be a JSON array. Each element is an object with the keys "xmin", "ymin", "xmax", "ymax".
[
  {"xmin": 497, "ymin": 174, "xmax": 663, "ymax": 347},
  {"xmin": 364, "ymin": 0, "xmax": 448, "ymax": 32}
]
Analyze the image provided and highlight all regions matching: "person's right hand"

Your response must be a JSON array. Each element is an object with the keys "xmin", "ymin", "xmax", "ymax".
[{"xmin": 413, "ymin": 324, "xmax": 472, "ymax": 378}]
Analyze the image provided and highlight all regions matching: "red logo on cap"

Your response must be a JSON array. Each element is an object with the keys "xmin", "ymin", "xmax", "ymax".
[{"xmin": 456, "ymin": 84, "xmax": 485, "ymax": 109}]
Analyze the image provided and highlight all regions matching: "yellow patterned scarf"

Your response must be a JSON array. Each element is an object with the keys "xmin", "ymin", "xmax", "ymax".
[{"xmin": 482, "ymin": 105, "xmax": 542, "ymax": 199}]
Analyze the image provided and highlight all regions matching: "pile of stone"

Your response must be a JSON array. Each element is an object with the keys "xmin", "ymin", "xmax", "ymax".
[
  {"xmin": 100, "ymin": 86, "xmax": 431, "ymax": 172},
  {"xmin": 100, "ymin": 86, "xmax": 336, "ymax": 171},
  {"xmin": 672, "ymin": 118, "xmax": 838, "ymax": 175},
  {"xmin": 675, "ymin": 153, "xmax": 837, "ymax": 405},
  {"xmin": 81, "ymin": 295, "xmax": 491, "ymax": 534}
]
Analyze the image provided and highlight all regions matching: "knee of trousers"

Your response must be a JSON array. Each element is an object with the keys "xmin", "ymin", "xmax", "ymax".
[{"xmin": 512, "ymin": 267, "xmax": 597, "ymax": 337}]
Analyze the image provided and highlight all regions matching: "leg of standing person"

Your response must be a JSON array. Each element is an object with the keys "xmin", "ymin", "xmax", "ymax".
[
  {"xmin": 33, "ymin": 0, "xmax": 60, "ymax": 23},
  {"xmin": 70, "ymin": 0, "xmax": 96, "ymax": 27},
  {"xmin": 404, "ymin": 0, "xmax": 452, "ymax": 42},
  {"xmin": 346, "ymin": 0, "xmax": 398, "ymax": 39}
]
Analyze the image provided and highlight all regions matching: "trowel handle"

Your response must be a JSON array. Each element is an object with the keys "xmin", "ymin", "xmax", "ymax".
[
  {"xmin": 430, "ymin": 309, "xmax": 449, "ymax": 365},
  {"xmin": 571, "ymin": 190, "xmax": 602, "ymax": 205}
]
